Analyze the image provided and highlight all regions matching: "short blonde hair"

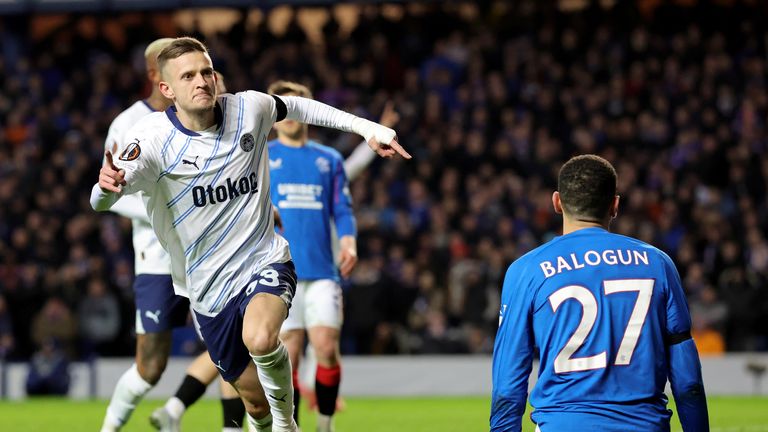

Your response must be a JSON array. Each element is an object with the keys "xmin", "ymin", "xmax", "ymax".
[
  {"xmin": 267, "ymin": 80, "xmax": 313, "ymax": 99},
  {"xmin": 157, "ymin": 37, "xmax": 209, "ymax": 74},
  {"xmin": 144, "ymin": 38, "xmax": 175, "ymax": 61}
]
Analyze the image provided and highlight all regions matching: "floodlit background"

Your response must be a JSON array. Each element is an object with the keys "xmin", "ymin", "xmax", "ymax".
[{"xmin": 0, "ymin": 0, "xmax": 767, "ymax": 430}]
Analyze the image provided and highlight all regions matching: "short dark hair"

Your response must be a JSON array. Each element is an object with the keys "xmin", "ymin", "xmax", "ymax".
[
  {"xmin": 267, "ymin": 80, "xmax": 313, "ymax": 99},
  {"xmin": 558, "ymin": 155, "xmax": 618, "ymax": 221},
  {"xmin": 157, "ymin": 37, "xmax": 209, "ymax": 75}
]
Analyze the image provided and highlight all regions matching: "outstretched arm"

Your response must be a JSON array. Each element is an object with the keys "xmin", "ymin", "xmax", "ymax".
[{"xmin": 275, "ymin": 95, "xmax": 411, "ymax": 160}]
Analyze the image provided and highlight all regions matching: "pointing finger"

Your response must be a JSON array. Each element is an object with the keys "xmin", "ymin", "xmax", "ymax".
[
  {"xmin": 105, "ymin": 151, "xmax": 118, "ymax": 170},
  {"xmin": 388, "ymin": 139, "xmax": 411, "ymax": 159}
]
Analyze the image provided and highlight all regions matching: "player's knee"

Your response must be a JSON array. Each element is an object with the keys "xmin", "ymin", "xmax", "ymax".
[
  {"xmin": 244, "ymin": 401, "xmax": 270, "ymax": 420},
  {"xmin": 313, "ymin": 340, "xmax": 339, "ymax": 364},
  {"xmin": 243, "ymin": 328, "xmax": 279, "ymax": 356},
  {"xmin": 137, "ymin": 355, "xmax": 168, "ymax": 384}
]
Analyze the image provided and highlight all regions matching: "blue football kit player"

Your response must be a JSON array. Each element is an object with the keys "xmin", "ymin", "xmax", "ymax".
[
  {"xmin": 268, "ymin": 80, "xmax": 356, "ymax": 432},
  {"xmin": 491, "ymin": 155, "xmax": 709, "ymax": 432}
]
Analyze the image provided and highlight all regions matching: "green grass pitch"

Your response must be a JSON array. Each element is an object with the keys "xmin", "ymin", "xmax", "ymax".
[{"xmin": 0, "ymin": 396, "xmax": 766, "ymax": 431}]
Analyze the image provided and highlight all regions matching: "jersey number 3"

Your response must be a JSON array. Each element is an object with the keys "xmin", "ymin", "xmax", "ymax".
[{"xmin": 548, "ymin": 279, "xmax": 654, "ymax": 374}]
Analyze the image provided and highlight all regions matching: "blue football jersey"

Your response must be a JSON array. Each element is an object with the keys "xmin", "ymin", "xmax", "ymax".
[
  {"xmin": 268, "ymin": 139, "xmax": 355, "ymax": 281},
  {"xmin": 491, "ymin": 227, "xmax": 696, "ymax": 432}
]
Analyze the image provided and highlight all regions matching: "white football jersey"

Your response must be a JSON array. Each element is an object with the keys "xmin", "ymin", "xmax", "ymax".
[
  {"xmin": 112, "ymin": 91, "xmax": 291, "ymax": 316},
  {"xmin": 105, "ymin": 100, "xmax": 172, "ymax": 275}
]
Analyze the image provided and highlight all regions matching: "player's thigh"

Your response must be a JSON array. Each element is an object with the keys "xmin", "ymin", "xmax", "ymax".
[
  {"xmin": 219, "ymin": 377, "xmax": 240, "ymax": 399},
  {"xmin": 241, "ymin": 262, "xmax": 297, "ymax": 353},
  {"xmin": 280, "ymin": 281, "xmax": 307, "ymax": 334},
  {"xmin": 304, "ymin": 279, "xmax": 343, "ymax": 331}
]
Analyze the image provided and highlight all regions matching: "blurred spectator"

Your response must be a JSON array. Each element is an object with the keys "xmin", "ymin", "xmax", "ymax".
[
  {"xmin": 690, "ymin": 285, "xmax": 728, "ymax": 356},
  {"xmin": 77, "ymin": 278, "xmax": 121, "ymax": 356},
  {"xmin": 31, "ymin": 297, "xmax": 77, "ymax": 358},
  {"xmin": 416, "ymin": 309, "xmax": 466, "ymax": 354},
  {"xmin": 25, "ymin": 337, "xmax": 70, "ymax": 396},
  {"xmin": 0, "ymin": 294, "xmax": 14, "ymax": 358}
]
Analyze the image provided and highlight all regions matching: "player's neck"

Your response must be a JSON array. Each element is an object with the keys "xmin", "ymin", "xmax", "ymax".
[
  {"xmin": 177, "ymin": 107, "xmax": 216, "ymax": 131},
  {"xmin": 145, "ymin": 92, "xmax": 172, "ymax": 112},
  {"xmin": 562, "ymin": 218, "xmax": 609, "ymax": 235},
  {"xmin": 277, "ymin": 133, "xmax": 307, "ymax": 147}
]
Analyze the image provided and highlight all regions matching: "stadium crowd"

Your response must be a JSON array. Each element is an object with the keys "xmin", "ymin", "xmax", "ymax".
[{"xmin": 0, "ymin": 1, "xmax": 767, "ymax": 362}]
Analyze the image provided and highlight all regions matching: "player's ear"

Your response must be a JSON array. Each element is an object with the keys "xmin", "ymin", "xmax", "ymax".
[
  {"xmin": 552, "ymin": 191, "xmax": 563, "ymax": 214},
  {"xmin": 159, "ymin": 80, "xmax": 174, "ymax": 100},
  {"xmin": 610, "ymin": 195, "xmax": 620, "ymax": 219}
]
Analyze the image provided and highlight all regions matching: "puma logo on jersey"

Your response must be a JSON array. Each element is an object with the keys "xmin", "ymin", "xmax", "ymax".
[
  {"xmin": 182, "ymin": 155, "xmax": 199, "ymax": 170},
  {"xmin": 192, "ymin": 172, "xmax": 258, "ymax": 207},
  {"xmin": 269, "ymin": 158, "xmax": 282, "ymax": 170},
  {"xmin": 145, "ymin": 309, "xmax": 162, "ymax": 324},
  {"xmin": 215, "ymin": 360, "xmax": 226, "ymax": 372}
]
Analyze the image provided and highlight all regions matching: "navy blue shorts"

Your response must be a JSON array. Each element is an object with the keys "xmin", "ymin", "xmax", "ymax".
[
  {"xmin": 134, "ymin": 274, "xmax": 190, "ymax": 334},
  {"xmin": 194, "ymin": 261, "xmax": 296, "ymax": 382}
]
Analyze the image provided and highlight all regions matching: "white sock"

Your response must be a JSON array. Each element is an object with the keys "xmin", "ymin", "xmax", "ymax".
[
  {"xmin": 247, "ymin": 412, "xmax": 273, "ymax": 432},
  {"xmin": 100, "ymin": 415, "xmax": 121, "ymax": 432},
  {"xmin": 317, "ymin": 413, "xmax": 333, "ymax": 432},
  {"xmin": 164, "ymin": 396, "xmax": 186, "ymax": 419},
  {"xmin": 223, "ymin": 428, "xmax": 242, "ymax": 432},
  {"xmin": 250, "ymin": 343, "xmax": 294, "ymax": 430},
  {"xmin": 103, "ymin": 364, "xmax": 153, "ymax": 428}
]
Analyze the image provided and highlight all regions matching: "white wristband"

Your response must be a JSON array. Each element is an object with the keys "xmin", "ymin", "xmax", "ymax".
[{"xmin": 351, "ymin": 117, "xmax": 396, "ymax": 144}]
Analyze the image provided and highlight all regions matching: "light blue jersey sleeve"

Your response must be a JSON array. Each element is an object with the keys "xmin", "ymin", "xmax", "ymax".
[{"xmin": 491, "ymin": 258, "xmax": 536, "ymax": 432}]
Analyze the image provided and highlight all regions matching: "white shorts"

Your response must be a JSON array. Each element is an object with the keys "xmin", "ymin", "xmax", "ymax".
[{"xmin": 281, "ymin": 279, "xmax": 343, "ymax": 332}]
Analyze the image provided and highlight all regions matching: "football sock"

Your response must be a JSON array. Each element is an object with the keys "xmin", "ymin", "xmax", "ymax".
[
  {"xmin": 316, "ymin": 414, "xmax": 333, "ymax": 432},
  {"xmin": 174, "ymin": 374, "xmax": 208, "ymax": 408},
  {"xmin": 247, "ymin": 412, "xmax": 273, "ymax": 432},
  {"xmin": 164, "ymin": 397, "xmax": 186, "ymax": 420},
  {"xmin": 292, "ymin": 368, "xmax": 301, "ymax": 424},
  {"xmin": 250, "ymin": 342, "xmax": 294, "ymax": 430},
  {"xmin": 221, "ymin": 396, "xmax": 246, "ymax": 428},
  {"xmin": 103, "ymin": 364, "xmax": 153, "ymax": 428},
  {"xmin": 315, "ymin": 364, "xmax": 341, "ymax": 416}
]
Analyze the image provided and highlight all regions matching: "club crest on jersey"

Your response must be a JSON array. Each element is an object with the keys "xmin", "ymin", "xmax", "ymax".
[
  {"xmin": 119, "ymin": 140, "xmax": 141, "ymax": 161},
  {"xmin": 240, "ymin": 133, "xmax": 255, "ymax": 152},
  {"xmin": 315, "ymin": 157, "xmax": 330, "ymax": 173}
]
